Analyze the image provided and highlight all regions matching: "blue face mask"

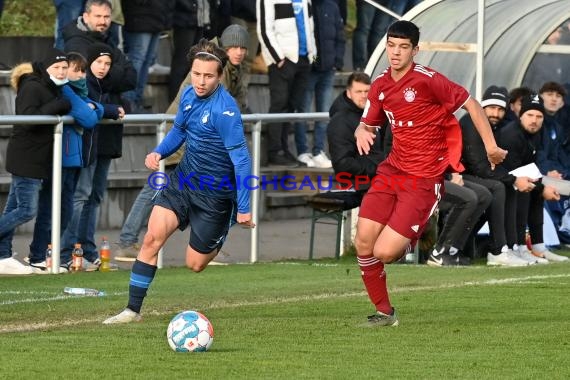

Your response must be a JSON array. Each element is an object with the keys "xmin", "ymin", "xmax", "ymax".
[{"xmin": 50, "ymin": 76, "xmax": 69, "ymax": 86}]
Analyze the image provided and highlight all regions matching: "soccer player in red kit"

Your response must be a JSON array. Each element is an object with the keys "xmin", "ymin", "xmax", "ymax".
[{"xmin": 354, "ymin": 20, "xmax": 507, "ymax": 326}]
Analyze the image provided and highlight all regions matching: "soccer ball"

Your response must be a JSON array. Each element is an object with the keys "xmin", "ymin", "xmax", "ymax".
[{"xmin": 167, "ymin": 310, "xmax": 214, "ymax": 352}]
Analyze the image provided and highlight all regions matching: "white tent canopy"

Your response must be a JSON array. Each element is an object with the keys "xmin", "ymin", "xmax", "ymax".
[{"xmin": 366, "ymin": 0, "xmax": 570, "ymax": 98}]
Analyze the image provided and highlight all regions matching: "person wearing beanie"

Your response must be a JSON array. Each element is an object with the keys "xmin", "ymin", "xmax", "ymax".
[
  {"xmin": 0, "ymin": 49, "xmax": 73, "ymax": 275},
  {"xmin": 219, "ymin": 24, "xmax": 250, "ymax": 112},
  {"xmin": 28, "ymin": 52, "xmax": 106, "ymax": 274},
  {"xmin": 460, "ymin": 85, "xmax": 537, "ymax": 267},
  {"xmin": 58, "ymin": 41, "xmax": 126, "ymax": 270},
  {"xmin": 498, "ymin": 94, "xmax": 566, "ymax": 263}
]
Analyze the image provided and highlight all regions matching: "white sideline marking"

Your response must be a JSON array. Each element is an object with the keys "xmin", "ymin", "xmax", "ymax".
[{"xmin": 0, "ymin": 273, "xmax": 569, "ymax": 333}]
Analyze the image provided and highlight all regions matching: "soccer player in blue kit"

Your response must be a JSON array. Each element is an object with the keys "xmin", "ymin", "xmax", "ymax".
[{"xmin": 104, "ymin": 39, "xmax": 254, "ymax": 324}]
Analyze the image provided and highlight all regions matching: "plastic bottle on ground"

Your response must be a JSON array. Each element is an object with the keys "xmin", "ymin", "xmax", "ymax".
[
  {"xmin": 100, "ymin": 237, "xmax": 111, "ymax": 272},
  {"xmin": 63, "ymin": 287, "xmax": 106, "ymax": 296},
  {"xmin": 71, "ymin": 243, "xmax": 83, "ymax": 272},
  {"xmin": 45, "ymin": 244, "xmax": 53, "ymax": 274}
]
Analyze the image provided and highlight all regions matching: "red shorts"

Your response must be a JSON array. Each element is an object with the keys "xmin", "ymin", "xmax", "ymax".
[{"xmin": 359, "ymin": 162, "xmax": 444, "ymax": 240}]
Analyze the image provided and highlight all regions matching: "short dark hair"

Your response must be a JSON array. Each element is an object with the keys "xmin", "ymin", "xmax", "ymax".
[
  {"xmin": 347, "ymin": 72, "xmax": 371, "ymax": 88},
  {"xmin": 187, "ymin": 38, "xmax": 228, "ymax": 75},
  {"xmin": 66, "ymin": 52, "xmax": 87, "ymax": 72},
  {"xmin": 509, "ymin": 86, "xmax": 533, "ymax": 104},
  {"xmin": 539, "ymin": 81, "xmax": 567, "ymax": 97},
  {"xmin": 387, "ymin": 20, "xmax": 420, "ymax": 47},
  {"xmin": 84, "ymin": 0, "xmax": 112, "ymax": 13}
]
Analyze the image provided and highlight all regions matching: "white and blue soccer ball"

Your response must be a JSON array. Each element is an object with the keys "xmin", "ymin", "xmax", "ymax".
[{"xmin": 167, "ymin": 310, "xmax": 214, "ymax": 352}]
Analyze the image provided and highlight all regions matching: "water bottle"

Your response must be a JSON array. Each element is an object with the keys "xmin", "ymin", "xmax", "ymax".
[
  {"xmin": 63, "ymin": 287, "xmax": 106, "ymax": 297},
  {"xmin": 100, "ymin": 237, "xmax": 111, "ymax": 272},
  {"xmin": 71, "ymin": 243, "xmax": 83, "ymax": 272},
  {"xmin": 45, "ymin": 244, "xmax": 53, "ymax": 274}
]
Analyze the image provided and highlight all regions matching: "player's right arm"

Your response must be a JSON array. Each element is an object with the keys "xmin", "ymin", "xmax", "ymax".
[
  {"xmin": 463, "ymin": 97, "xmax": 507, "ymax": 167},
  {"xmin": 356, "ymin": 82, "xmax": 385, "ymax": 155},
  {"xmin": 354, "ymin": 122, "xmax": 377, "ymax": 155}
]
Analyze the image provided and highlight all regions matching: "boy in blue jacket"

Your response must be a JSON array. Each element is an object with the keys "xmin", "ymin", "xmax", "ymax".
[{"xmin": 29, "ymin": 52, "xmax": 104, "ymax": 273}]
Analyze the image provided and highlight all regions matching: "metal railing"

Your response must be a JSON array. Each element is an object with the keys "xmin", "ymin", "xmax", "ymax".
[{"xmin": 0, "ymin": 112, "xmax": 330, "ymax": 272}]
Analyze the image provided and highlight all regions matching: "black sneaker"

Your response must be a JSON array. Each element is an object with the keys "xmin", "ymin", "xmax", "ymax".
[
  {"xmin": 427, "ymin": 249, "xmax": 457, "ymax": 267},
  {"xmin": 367, "ymin": 308, "xmax": 399, "ymax": 326}
]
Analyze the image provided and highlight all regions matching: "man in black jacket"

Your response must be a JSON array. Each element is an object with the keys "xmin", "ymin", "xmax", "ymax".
[
  {"xmin": 327, "ymin": 72, "xmax": 384, "ymax": 198},
  {"xmin": 460, "ymin": 86, "xmax": 535, "ymax": 266},
  {"xmin": 499, "ymin": 94, "xmax": 567, "ymax": 262}
]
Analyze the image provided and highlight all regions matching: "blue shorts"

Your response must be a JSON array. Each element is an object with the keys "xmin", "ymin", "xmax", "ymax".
[{"xmin": 154, "ymin": 183, "xmax": 237, "ymax": 254}]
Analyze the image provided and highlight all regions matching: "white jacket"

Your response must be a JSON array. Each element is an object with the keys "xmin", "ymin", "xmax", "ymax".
[{"xmin": 256, "ymin": 0, "xmax": 317, "ymax": 65}]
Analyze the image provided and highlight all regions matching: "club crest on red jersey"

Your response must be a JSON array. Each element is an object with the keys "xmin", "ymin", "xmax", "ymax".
[{"xmin": 403, "ymin": 87, "xmax": 417, "ymax": 102}]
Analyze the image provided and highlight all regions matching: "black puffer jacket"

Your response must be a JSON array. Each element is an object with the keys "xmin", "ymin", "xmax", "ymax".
[
  {"xmin": 7, "ymin": 62, "xmax": 71, "ymax": 179},
  {"xmin": 121, "ymin": 0, "xmax": 175, "ymax": 33},
  {"xmin": 327, "ymin": 91, "xmax": 384, "ymax": 189}
]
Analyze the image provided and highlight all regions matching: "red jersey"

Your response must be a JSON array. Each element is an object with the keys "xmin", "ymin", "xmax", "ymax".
[{"xmin": 361, "ymin": 63, "xmax": 469, "ymax": 177}]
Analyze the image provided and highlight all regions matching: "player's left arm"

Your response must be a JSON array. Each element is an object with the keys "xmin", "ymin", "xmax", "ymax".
[
  {"xmin": 216, "ymin": 105, "xmax": 253, "ymax": 224},
  {"xmin": 462, "ymin": 97, "xmax": 507, "ymax": 167}
]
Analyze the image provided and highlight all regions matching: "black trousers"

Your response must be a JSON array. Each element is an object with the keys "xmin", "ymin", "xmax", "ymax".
[
  {"xmin": 266, "ymin": 56, "xmax": 311, "ymax": 156},
  {"xmin": 462, "ymin": 175, "xmax": 509, "ymax": 253},
  {"xmin": 436, "ymin": 179, "xmax": 492, "ymax": 251},
  {"xmin": 514, "ymin": 186, "xmax": 544, "ymax": 245}
]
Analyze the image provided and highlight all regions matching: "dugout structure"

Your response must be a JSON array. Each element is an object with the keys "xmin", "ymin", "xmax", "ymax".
[{"xmin": 366, "ymin": 0, "xmax": 570, "ymax": 100}]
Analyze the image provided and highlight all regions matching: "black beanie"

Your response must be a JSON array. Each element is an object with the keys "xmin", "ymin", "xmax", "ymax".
[
  {"xmin": 42, "ymin": 48, "xmax": 68, "ymax": 69},
  {"xmin": 519, "ymin": 94, "xmax": 545, "ymax": 117},
  {"xmin": 481, "ymin": 85, "xmax": 509, "ymax": 109},
  {"xmin": 86, "ymin": 42, "xmax": 113, "ymax": 66}
]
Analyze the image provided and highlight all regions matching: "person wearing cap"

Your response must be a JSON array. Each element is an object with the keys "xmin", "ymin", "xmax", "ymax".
[
  {"xmin": 498, "ymin": 94, "xmax": 567, "ymax": 262},
  {"xmin": 460, "ymin": 85, "xmax": 536, "ymax": 267},
  {"xmin": 0, "ymin": 49, "xmax": 72, "ymax": 275}
]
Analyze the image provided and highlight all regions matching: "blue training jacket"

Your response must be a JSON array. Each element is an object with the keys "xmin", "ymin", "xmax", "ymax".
[
  {"xmin": 154, "ymin": 84, "xmax": 252, "ymax": 214},
  {"xmin": 60, "ymin": 85, "xmax": 103, "ymax": 168}
]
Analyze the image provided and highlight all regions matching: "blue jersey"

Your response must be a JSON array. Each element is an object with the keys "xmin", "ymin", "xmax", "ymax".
[{"xmin": 154, "ymin": 84, "xmax": 252, "ymax": 213}]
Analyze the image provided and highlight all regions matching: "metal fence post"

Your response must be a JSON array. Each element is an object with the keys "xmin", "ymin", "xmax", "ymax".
[
  {"xmin": 250, "ymin": 120, "xmax": 262, "ymax": 263},
  {"xmin": 157, "ymin": 119, "xmax": 166, "ymax": 269},
  {"xmin": 51, "ymin": 118, "xmax": 63, "ymax": 273}
]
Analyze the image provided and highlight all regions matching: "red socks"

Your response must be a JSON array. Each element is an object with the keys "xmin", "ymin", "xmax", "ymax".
[{"xmin": 357, "ymin": 254, "xmax": 392, "ymax": 314}]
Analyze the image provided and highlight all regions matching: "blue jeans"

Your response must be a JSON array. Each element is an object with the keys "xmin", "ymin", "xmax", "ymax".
[
  {"xmin": 119, "ymin": 166, "xmax": 174, "ymax": 245},
  {"xmin": 294, "ymin": 70, "xmax": 334, "ymax": 156},
  {"xmin": 53, "ymin": 0, "xmax": 85, "ymax": 50},
  {"xmin": 352, "ymin": 0, "xmax": 393, "ymax": 70},
  {"xmin": 61, "ymin": 157, "xmax": 111, "ymax": 263},
  {"xmin": 0, "ymin": 176, "xmax": 42, "ymax": 259},
  {"xmin": 28, "ymin": 168, "xmax": 80, "ymax": 263},
  {"xmin": 122, "ymin": 31, "xmax": 160, "ymax": 107}
]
